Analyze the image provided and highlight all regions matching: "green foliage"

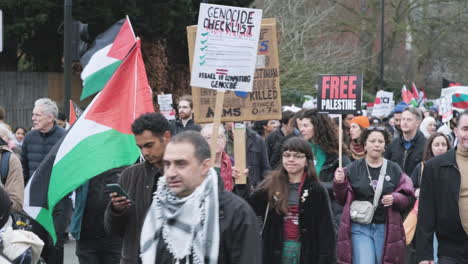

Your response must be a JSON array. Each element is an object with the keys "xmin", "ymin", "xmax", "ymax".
[
  {"xmin": 0, "ymin": 0, "xmax": 254, "ymax": 71},
  {"xmin": 0, "ymin": 0, "xmax": 63, "ymax": 71}
]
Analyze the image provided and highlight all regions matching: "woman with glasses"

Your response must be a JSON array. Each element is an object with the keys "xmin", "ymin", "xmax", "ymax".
[
  {"xmin": 250, "ymin": 137, "xmax": 336, "ymax": 264},
  {"xmin": 334, "ymin": 126, "xmax": 414, "ymax": 264}
]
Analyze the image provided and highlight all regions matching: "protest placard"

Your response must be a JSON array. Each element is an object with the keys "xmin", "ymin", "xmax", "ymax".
[
  {"xmin": 190, "ymin": 3, "xmax": 262, "ymax": 92},
  {"xmin": 372, "ymin": 90, "xmax": 394, "ymax": 117},
  {"xmin": 317, "ymin": 74, "xmax": 362, "ymax": 114},
  {"xmin": 438, "ymin": 96, "xmax": 453, "ymax": 123},
  {"xmin": 187, "ymin": 18, "xmax": 281, "ymax": 123},
  {"xmin": 441, "ymin": 86, "xmax": 468, "ymax": 112},
  {"xmin": 157, "ymin": 94, "xmax": 176, "ymax": 120}
]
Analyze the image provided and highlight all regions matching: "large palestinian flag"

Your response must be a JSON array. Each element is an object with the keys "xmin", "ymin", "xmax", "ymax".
[
  {"xmin": 80, "ymin": 16, "xmax": 136, "ymax": 100},
  {"xmin": 24, "ymin": 39, "xmax": 154, "ymax": 242}
]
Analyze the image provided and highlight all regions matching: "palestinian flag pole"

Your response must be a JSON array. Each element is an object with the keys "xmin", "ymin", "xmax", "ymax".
[
  {"xmin": 80, "ymin": 16, "xmax": 136, "ymax": 100},
  {"xmin": 23, "ymin": 38, "xmax": 154, "ymax": 243}
]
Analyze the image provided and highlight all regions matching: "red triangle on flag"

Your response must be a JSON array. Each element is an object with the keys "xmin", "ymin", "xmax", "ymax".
[
  {"xmin": 107, "ymin": 17, "xmax": 136, "ymax": 60},
  {"xmin": 86, "ymin": 39, "xmax": 154, "ymax": 134}
]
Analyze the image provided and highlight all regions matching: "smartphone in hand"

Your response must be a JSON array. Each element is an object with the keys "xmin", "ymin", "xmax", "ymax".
[{"xmin": 106, "ymin": 183, "xmax": 133, "ymax": 205}]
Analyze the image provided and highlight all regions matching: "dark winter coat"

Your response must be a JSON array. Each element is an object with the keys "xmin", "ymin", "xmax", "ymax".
[
  {"xmin": 156, "ymin": 176, "xmax": 263, "ymax": 264},
  {"xmin": 249, "ymin": 178, "xmax": 336, "ymax": 264},
  {"xmin": 415, "ymin": 148, "xmax": 468, "ymax": 262},
  {"xmin": 171, "ymin": 118, "xmax": 201, "ymax": 135},
  {"xmin": 384, "ymin": 130, "xmax": 426, "ymax": 176},
  {"xmin": 104, "ymin": 162, "xmax": 163, "ymax": 264},
  {"xmin": 21, "ymin": 125, "xmax": 65, "ymax": 182},
  {"xmin": 333, "ymin": 159, "xmax": 414, "ymax": 264},
  {"xmin": 80, "ymin": 166, "xmax": 126, "ymax": 240},
  {"xmin": 265, "ymin": 128, "xmax": 298, "ymax": 170},
  {"xmin": 246, "ymin": 128, "xmax": 271, "ymax": 189},
  {"xmin": 320, "ymin": 152, "xmax": 351, "ymax": 230}
]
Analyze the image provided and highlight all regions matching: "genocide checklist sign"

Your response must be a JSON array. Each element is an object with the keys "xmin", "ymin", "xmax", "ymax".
[
  {"xmin": 187, "ymin": 18, "xmax": 281, "ymax": 123},
  {"xmin": 190, "ymin": 3, "xmax": 262, "ymax": 92},
  {"xmin": 317, "ymin": 74, "xmax": 362, "ymax": 114}
]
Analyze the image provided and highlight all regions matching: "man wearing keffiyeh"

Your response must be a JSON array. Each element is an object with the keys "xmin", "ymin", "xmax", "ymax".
[{"xmin": 140, "ymin": 131, "xmax": 262, "ymax": 264}]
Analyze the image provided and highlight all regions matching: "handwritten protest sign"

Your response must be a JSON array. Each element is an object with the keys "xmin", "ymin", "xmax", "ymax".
[
  {"xmin": 157, "ymin": 94, "xmax": 176, "ymax": 120},
  {"xmin": 187, "ymin": 18, "xmax": 281, "ymax": 123},
  {"xmin": 438, "ymin": 96, "xmax": 453, "ymax": 123},
  {"xmin": 317, "ymin": 74, "xmax": 362, "ymax": 114},
  {"xmin": 190, "ymin": 4, "xmax": 262, "ymax": 92},
  {"xmin": 372, "ymin": 91, "xmax": 394, "ymax": 117}
]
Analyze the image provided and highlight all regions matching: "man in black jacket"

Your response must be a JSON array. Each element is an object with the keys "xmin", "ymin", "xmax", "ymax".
[
  {"xmin": 385, "ymin": 107, "xmax": 426, "ymax": 176},
  {"xmin": 105, "ymin": 113, "xmax": 171, "ymax": 264},
  {"xmin": 21, "ymin": 98, "xmax": 70, "ymax": 264},
  {"xmin": 172, "ymin": 95, "xmax": 201, "ymax": 135},
  {"xmin": 140, "ymin": 131, "xmax": 262, "ymax": 264},
  {"xmin": 265, "ymin": 110, "xmax": 296, "ymax": 169},
  {"xmin": 416, "ymin": 111, "xmax": 468, "ymax": 264}
]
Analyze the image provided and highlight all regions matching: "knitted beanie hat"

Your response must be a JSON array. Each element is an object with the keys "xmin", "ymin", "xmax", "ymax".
[{"xmin": 351, "ymin": 116, "xmax": 370, "ymax": 129}]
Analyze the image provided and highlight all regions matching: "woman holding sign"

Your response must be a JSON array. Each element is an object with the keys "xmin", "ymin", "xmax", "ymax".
[
  {"xmin": 249, "ymin": 137, "xmax": 336, "ymax": 264},
  {"xmin": 300, "ymin": 109, "xmax": 351, "ymax": 229},
  {"xmin": 333, "ymin": 126, "xmax": 414, "ymax": 264}
]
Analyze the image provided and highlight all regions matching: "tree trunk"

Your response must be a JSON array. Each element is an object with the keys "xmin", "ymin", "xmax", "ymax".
[{"xmin": 141, "ymin": 37, "xmax": 191, "ymax": 109}]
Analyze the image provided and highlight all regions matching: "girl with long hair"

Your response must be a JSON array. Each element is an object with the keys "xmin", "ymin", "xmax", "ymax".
[
  {"xmin": 300, "ymin": 109, "xmax": 351, "ymax": 229},
  {"xmin": 250, "ymin": 137, "xmax": 335, "ymax": 264}
]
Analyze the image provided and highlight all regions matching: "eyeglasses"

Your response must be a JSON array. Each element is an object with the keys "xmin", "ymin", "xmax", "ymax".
[
  {"xmin": 367, "ymin": 126, "xmax": 386, "ymax": 131},
  {"xmin": 282, "ymin": 152, "xmax": 306, "ymax": 159}
]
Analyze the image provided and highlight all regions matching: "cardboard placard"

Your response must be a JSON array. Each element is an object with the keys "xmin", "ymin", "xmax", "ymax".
[
  {"xmin": 317, "ymin": 74, "xmax": 362, "ymax": 114},
  {"xmin": 372, "ymin": 90, "xmax": 394, "ymax": 118},
  {"xmin": 187, "ymin": 18, "xmax": 281, "ymax": 124},
  {"xmin": 233, "ymin": 122, "xmax": 247, "ymax": 184},
  {"xmin": 190, "ymin": 3, "xmax": 263, "ymax": 92},
  {"xmin": 157, "ymin": 94, "xmax": 176, "ymax": 120}
]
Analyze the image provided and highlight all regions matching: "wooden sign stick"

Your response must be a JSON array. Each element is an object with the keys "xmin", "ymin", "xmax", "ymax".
[
  {"xmin": 233, "ymin": 123, "xmax": 247, "ymax": 184},
  {"xmin": 339, "ymin": 115, "xmax": 343, "ymax": 168},
  {"xmin": 210, "ymin": 91, "xmax": 225, "ymax": 166}
]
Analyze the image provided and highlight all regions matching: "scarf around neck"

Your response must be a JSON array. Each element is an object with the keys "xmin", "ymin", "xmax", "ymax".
[
  {"xmin": 350, "ymin": 140, "xmax": 365, "ymax": 160},
  {"xmin": 140, "ymin": 168, "xmax": 220, "ymax": 264}
]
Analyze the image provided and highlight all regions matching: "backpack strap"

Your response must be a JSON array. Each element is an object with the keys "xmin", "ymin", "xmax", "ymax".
[{"xmin": 0, "ymin": 151, "xmax": 11, "ymax": 185}]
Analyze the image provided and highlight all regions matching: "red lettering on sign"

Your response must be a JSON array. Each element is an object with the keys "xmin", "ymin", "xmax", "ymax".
[
  {"xmin": 339, "ymin": 76, "xmax": 348, "ymax": 98},
  {"xmin": 322, "ymin": 76, "xmax": 330, "ymax": 99},
  {"xmin": 330, "ymin": 76, "xmax": 340, "ymax": 99},
  {"xmin": 348, "ymin": 75, "xmax": 357, "ymax": 99}
]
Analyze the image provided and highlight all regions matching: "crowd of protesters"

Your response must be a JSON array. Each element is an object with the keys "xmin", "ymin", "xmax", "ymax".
[{"xmin": 0, "ymin": 96, "xmax": 467, "ymax": 264}]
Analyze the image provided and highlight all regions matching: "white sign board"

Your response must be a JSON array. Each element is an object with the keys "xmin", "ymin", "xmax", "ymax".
[
  {"xmin": 157, "ymin": 94, "xmax": 176, "ymax": 120},
  {"xmin": 0, "ymin": 10, "xmax": 3, "ymax": 52},
  {"xmin": 372, "ymin": 90, "xmax": 394, "ymax": 117},
  {"xmin": 438, "ymin": 96, "xmax": 453, "ymax": 123},
  {"xmin": 190, "ymin": 3, "xmax": 262, "ymax": 92}
]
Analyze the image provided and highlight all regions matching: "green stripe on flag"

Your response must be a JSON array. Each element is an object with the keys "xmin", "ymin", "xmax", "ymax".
[
  {"xmin": 81, "ymin": 61, "xmax": 122, "ymax": 100},
  {"xmin": 43, "ymin": 129, "xmax": 139, "ymax": 243},
  {"xmin": 36, "ymin": 208, "xmax": 55, "ymax": 243}
]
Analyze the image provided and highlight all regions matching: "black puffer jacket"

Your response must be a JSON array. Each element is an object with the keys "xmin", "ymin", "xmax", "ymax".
[
  {"xmin": 21, "ymin": 125, "xmax": 65, "ymax": 182},
  {"xmin": 384, "ymin": 130, "xmax": 426, "ymax": 176},
  {"xmin": 171, "ymin": 118, "xmax": 201, "ymax": 135}
]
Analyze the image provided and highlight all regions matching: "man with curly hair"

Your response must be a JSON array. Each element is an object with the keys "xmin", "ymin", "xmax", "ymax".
[{"xmin": 104, "ymin": 113, "xmax": 171, "ymax": 264}]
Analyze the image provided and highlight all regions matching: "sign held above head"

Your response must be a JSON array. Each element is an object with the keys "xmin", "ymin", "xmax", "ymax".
[{"xmin": 317, "ymin": 74, "xmax": 362, "ymax": 114}]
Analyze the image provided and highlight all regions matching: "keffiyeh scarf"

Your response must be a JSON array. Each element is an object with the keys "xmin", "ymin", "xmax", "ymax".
[{"xmin": 140, "ymin": 168, "xmax": 220, "ymax": 264}]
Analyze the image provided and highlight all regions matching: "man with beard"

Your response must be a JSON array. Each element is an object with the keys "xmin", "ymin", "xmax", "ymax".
[
  {"xmin": 172, "ymin": 95, "xmax": 201, "ymax": 135},
  {"xmin": 104, "ymin": 113, "xmax": 171, "ymax": 264}
]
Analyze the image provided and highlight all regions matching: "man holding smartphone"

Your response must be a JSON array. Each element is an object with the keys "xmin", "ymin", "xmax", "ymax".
[{"xmin": 104, "ymin": 113, "xmax": 171, "ymax": 264}]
